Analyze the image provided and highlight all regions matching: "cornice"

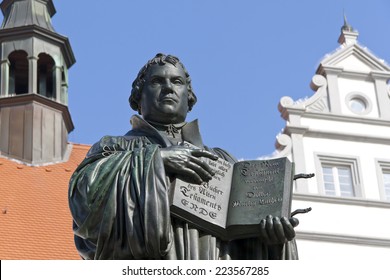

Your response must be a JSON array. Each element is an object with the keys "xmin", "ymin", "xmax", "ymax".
[
  {"xmin": 296, "ymin": 231, "xmax": 390, "ymax": 247},
  {"xmin": 281, "ymin": 110, "xmax": 390, "ymax": 142},
  {"xmin": 318, "ymin": 65, "xmax": 390, "ymax": 81},
  {"xmin": 0, "ymin": 93, "xmax": 74, "ymax": 132},
  {"xmin": 293, "ymin": 193, "xmax": 390, "ymax": 209},
  {"xmin": 320, "ymin": 43, "xmax": 390, "ymax": 72},
  {"xmin": 279, "ymin": 105, "xmax": 306, "ymax": 121},
  {"xmin": 370, "ymin": 71, "xmax": 390, "ymax": 80},
  {"xmin": 317, "ymin": 65, "xmax": 343, "ymax": 76},
  {"xmin": 302, "ymin": 111, "xmax": 390, "ymax": 126},
  {"xmin": 286, "ymin": 127, "xmax": 390, "ymax": 145},
  {"xmin": 284, "ymin": 125, "xmax": 309, "ymax": 135},
  {"xmin": 0, "ymin": 25, "xmax": 75, "ymax": 67}
]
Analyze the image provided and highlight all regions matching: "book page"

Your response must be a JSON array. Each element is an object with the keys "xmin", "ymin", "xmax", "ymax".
[
  {"xmin": 170, "ymin": 157, "xmax": 234, "ymax": 230},
  {"xmin": 226, "ymin": 158, "xmax": 293, "ymax": 229}
]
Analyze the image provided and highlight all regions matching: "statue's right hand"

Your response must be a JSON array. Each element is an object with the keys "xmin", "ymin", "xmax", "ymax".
[{"xmin": 160, "ymin": 146, "xmax": 218, "ymax": 184}]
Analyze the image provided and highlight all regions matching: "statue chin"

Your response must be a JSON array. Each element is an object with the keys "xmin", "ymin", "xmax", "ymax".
[{"xmin": 144, "ymin": 112, "xmax": 187, "ymax": 125}]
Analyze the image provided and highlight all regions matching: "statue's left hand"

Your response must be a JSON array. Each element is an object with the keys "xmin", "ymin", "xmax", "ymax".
[{"xmin": 259, "ymin": 215, "xmax": 299, "ymax": 244}]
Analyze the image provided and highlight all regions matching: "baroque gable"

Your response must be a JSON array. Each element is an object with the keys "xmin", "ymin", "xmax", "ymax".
[
  {"xmin": 276, "ymin": 21, "xmax": 390, "ymax": 161},
  {"xmin": 278, "ymin": 74, "xmax": 329, "ymax": 119},
  {"xmin": 280, "ymin": 25, "xmax": 390, "ymax": 123},
  {"xmin": 318, "ymin": 44, "xmax": 390, "ymax": 75}
]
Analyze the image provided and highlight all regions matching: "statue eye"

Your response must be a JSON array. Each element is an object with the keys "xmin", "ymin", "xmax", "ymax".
[
  {"xmin": 172, "ymin": 78, "xmax": 184, "ymax": 85},
  {"xmin": 150, "ymin": 78, "xmax": 162, "ymax": 85}
]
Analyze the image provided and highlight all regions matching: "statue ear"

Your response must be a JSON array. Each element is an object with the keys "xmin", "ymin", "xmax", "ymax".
[{"xmin": 187, "ymin": 91, "xmax": 197, "ymax": 111}]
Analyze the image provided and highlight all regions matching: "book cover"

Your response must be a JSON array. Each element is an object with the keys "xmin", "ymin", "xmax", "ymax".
[{"xmin": 170, "ymin": 157, "xmax": 294, "ymax": 240}]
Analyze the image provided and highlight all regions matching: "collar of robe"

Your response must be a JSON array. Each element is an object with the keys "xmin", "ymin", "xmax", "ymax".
[
  {"xmin": 146, "ymin": 120, "xmax": 187, "ymax": 138},
  {"xmin": 128, "ymin": 115, "xmax": 205, "ymax": 148}
]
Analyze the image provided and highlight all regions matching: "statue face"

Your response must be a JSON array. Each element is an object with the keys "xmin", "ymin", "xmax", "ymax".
[{"xmin": 140, "ymin": 63, "xmax": 189, "ymax": 124}]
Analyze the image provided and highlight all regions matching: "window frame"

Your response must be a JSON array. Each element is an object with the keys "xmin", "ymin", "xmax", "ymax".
[
  {"xmin": 375, "ymin": 160, "xmax": 390, "ymax": 202},
  {"xmin": 315, "ymin": 154, "xmax": 363, "ymax": 198},
  {"xmin": 345, "ymin": 91, "xmax": 373, "ymax": 116},
  {"xmin": 322, "ymin": 165, "xmax": 354, "ymax": 197}
]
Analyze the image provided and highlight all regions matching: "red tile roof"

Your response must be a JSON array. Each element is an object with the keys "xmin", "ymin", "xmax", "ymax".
[{"xmin": 0, "ymin": 143, "xmax": 90, "ymax": 260}]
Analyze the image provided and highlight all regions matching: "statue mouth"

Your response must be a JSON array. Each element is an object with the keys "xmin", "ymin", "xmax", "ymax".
[{"xmin": 160, "ymin": 96, "xmax": 178, "ymax": 103}]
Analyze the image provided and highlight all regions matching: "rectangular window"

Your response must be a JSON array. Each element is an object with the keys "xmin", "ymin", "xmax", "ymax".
[
  {"xmin": 316, "ymin": 154, "xmax": 362, "ymax": 198},
  {"xmin": 383, "ymin": 171, "xmax": 390, "ymax": 201},
  {"xmin": 376, "ymin": 160, "xmax": 390, "ymax": 202},
  {"xmin": 322, "ymin": 165, "xmax": 354, "ymax": 197}
]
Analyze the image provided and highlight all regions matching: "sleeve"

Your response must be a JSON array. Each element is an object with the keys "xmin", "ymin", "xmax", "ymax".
[{"xmin": 68, "ymin": 136, "xmax": 173, "ymax": 259}]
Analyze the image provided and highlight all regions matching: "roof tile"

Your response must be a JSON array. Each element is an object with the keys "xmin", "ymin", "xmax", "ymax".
[{"xmin": 0, "ymin": 143, "xmax": 90, "ymax": 260}]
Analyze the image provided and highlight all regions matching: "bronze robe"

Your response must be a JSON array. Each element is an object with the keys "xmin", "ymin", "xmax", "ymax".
[{"xmin": 69, "ymin": 115, "xmax": 298, "ymax": 260}]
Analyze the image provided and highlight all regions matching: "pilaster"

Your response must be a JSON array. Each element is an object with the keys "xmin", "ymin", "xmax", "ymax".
[
  {"xmin": 54, "ymin": 65, "xmax": 62, "ymax": 103},
  {"xmin": 323, "ymin": 67, "xmax": 343, "ymax": 114},
  {"xmin": 28, "ymin": 56, "xmax": 38, "ymax": 94},
  {"xmin": 0, "ymin": 59, "xmax": 10, "ymax": 96},
  {"xmin": 371, "ymin": 72, "xmax": 390, "ymax": 120},
  {"xmin": 291, "ymin": 133, "xmax": 309, "ymax": 193}
]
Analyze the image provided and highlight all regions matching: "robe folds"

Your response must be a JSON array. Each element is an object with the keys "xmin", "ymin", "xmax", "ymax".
[{"xmin": 69, "ymin": 115, "xmax": 298, "ymax": 260}]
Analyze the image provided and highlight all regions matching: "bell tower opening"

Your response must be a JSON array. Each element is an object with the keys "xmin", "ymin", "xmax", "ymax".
[
  {"xmin": 8, "ymin": 50, "xmax": 28, "ymax": 95},
  {"xmin": 37, "ymin": 53, "xmax": 55, "ymax": 99}
]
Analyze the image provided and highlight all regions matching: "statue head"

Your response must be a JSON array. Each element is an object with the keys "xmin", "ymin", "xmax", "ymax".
[{"xmin": 129, "ymin": 53, "xmax": 197, "ymax": 117}]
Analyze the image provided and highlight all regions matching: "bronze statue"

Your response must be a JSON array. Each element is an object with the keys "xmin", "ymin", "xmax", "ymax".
[{"xmin": 69, "ymin": 53, "xmax": 299, "ymax": 259}]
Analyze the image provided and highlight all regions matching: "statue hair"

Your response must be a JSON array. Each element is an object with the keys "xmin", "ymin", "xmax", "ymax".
[{"xmin": 129, "ymin": 53, "xmax": 197, "ymax": 114}]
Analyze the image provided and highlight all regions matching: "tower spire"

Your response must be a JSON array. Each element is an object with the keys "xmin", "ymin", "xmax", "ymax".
[
  {"xmin": 338, "ymin": 12, "xmax": 359, "ymax": 46},
  {"xmin": 0, "ymin": 0, "xmax": 55, "ymax": 31},
  {"xmin": 341, "ymin": 13, "xmax": 353, "ymax": 32}
]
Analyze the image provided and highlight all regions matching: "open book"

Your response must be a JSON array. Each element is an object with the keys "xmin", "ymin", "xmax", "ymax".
[{"xmin": 169, "ymin": 156, "xmax": 294, "ymax": 241}]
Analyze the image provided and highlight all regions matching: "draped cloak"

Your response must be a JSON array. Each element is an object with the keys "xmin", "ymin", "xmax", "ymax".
[{"xmin": 68, "ymin": 115, "xmax": 298, "ymax": 260}]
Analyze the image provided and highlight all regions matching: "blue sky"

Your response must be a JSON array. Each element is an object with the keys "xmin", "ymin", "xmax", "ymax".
[{"xmin": 21, "ymin": 0, "xmax": 390, "ymax": 159}]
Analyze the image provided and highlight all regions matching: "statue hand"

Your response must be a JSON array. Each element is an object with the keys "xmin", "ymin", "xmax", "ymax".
[
  {"xmin": 160, "ymin": 146, "xmax": 218, "ymax": 184},
  {"xmin": 259, "ymin": 215, "xmax": 299, "ymax": 244}
]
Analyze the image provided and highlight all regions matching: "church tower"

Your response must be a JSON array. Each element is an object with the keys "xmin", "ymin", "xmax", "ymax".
[{"xmin": 0, "ymin": 0, "xmax": 75, "ymax": 165}]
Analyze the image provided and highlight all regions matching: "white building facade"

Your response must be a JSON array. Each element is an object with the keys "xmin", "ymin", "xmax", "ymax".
[{"xmin": 277, "ymin": 21, "xmax": 390, "ymax": 260}]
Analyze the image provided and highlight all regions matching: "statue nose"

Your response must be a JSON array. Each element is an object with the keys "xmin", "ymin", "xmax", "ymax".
[{"xmin": 162, "ymin": 80, "xmax": 173, "ymax": 93}]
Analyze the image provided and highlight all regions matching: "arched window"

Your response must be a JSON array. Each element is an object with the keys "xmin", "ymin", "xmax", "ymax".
[
  {"xmin": 37, "ymin": 53, "xmax": 55, "ymax": 98},
  {"xmin": 8, "ymin": 50, "xmax": 28, "ymax": 95}
]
